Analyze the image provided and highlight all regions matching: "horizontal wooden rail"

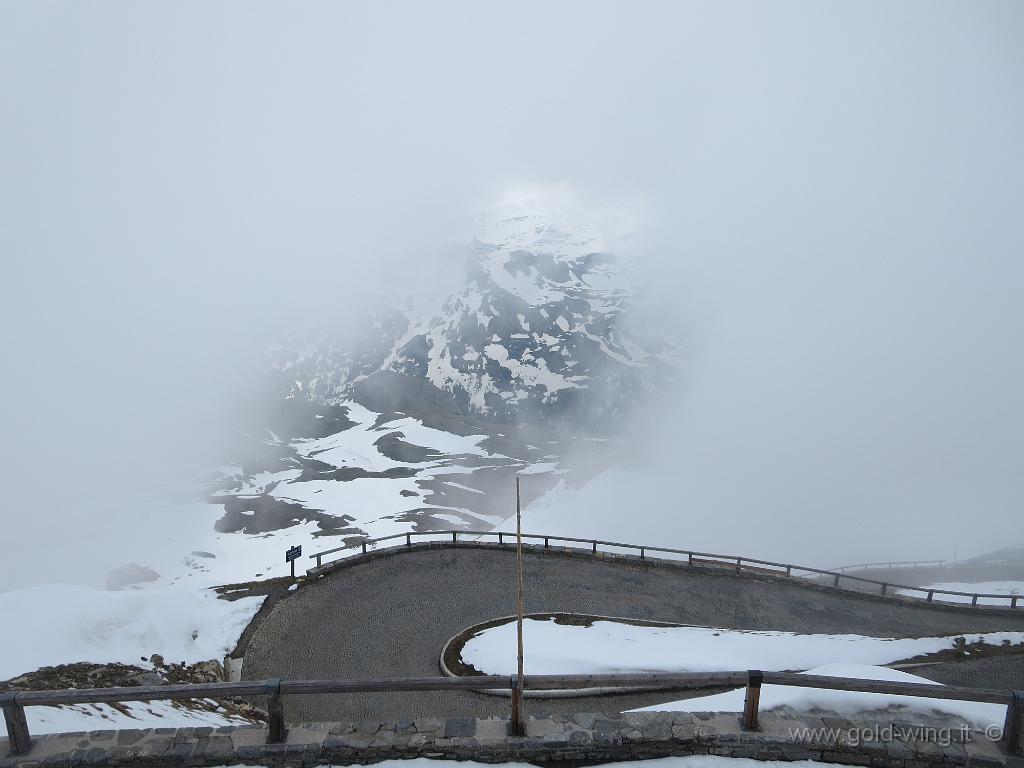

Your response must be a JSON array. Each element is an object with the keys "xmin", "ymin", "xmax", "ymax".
[
  {"xmin": 306, "ymin": 530, "xmax": 1020, "ymax": 609},
  {"xmin": 4, "ymin": 672, "xmax": 1021, "ymax": 757},
  {"xmin": 832, "ymin": 559, "xmax": 947, "ymax": 573}
]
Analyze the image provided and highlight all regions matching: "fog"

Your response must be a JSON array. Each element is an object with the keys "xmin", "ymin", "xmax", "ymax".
[{"xmin": 1, "ymin": 1, "xmax": 1021, "ymax": 589}]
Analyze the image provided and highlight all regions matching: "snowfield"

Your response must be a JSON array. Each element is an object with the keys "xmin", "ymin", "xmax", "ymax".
[
  {"xmin": 0, "ymin": 583, "xmax": 263, "ymax": 681},
  {"xmin": 216, "ymin": 757, "xmax": 857, "ymax": 768},
  {"xmin": 27, "ymin": 699, "xmax": 251, "ymax": 735},
  {"xmin": 632, "ymin": 663, "xmax": 1007, "ymax": 729},
  {"xmin": 459, "ymin": 617, "xmax": 1024, "ymax": 676}
]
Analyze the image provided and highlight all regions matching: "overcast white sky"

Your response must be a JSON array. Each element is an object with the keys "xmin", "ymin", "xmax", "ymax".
[{"xmin": 1, "ymin": 1, "xmax": 1022, "ymax": 586}]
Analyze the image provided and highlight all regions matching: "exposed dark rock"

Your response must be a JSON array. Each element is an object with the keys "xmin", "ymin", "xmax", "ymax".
[
  {"xmin": 373, "ymin": 432, "xmax": 443, "ymax": 464},
  {"xmin": 214, "ymin": 495, "xmax": 356, "ymax": 536}
]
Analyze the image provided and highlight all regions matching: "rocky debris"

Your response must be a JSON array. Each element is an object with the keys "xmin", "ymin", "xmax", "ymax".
[{"xmin": 0, "ymin": 657, "xmax": 227, "ymax": 692}]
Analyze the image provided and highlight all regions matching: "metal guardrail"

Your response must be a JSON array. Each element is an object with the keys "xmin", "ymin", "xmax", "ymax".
[
  {"xmin": 3, "ymin": 672, "xmax": 1022, "ymax": 756},
  {"xmin": 308, "ymin": 530, "xmax": 1021, "ymax": 609}
]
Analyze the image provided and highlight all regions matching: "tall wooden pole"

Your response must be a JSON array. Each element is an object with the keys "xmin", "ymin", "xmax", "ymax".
[{"xmin": 512, "ymin": 477, "xmax": 526, "ymax": 734}]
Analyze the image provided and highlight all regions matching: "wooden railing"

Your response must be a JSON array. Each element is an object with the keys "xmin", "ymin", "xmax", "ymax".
[
  {"xmin": 3, "ymin": 672, "xmax": 1021, "ymax": 756},
  {"xmin": 832, "ymin": 559, "xmax": 947, "ymax": 573},
  {"xmin": 308, "ymin": 530, "xmax": 1021, "ymax": 609}
]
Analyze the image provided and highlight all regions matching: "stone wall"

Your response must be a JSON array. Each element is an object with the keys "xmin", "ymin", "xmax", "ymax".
[{"xmin": 2, "ymin": 711, "xmax": 1012, "ymax": 768}]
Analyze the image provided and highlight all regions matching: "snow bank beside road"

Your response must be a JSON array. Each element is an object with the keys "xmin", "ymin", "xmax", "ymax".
[
  {"xmin": 459, "ymin": 617, "xmax": 1024, "ymax": 676},
  {"xmin": 632, "ymin": 663, "xmax": 1006, "ymax": 728},
  {"xmin": 0, "ymin": 583, "xmax": 263, "ymax": 680}
]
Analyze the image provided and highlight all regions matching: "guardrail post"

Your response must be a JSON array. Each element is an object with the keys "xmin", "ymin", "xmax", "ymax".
[
  {"xmin": 362, "ymin": 542, "xmax": 367, "ymax": 554},
  {"xmin": 1013, "ymin": 596, "xmax": 1019, "ymax": 609},
  {"xmin": 736, "ymin": 557, "xmax": 742, "ymax": 572},
  {"xmin": 1002, "ymin": 690, "xmax": 1023, "ymax": 754},
  {"xmin": 785, "ymin": 565, "xmax": 792, "ymax": 576},
  {"xmin": 972, "ymin": 594, "xmax": 979, "ymax": 607},
  {"xmin": 265, "ymin": 679, "xmax": 287, "ymax": 743},
  {"xmin": 640, "ymin": 547, "xmax": 645, "ymax": 560},
  {"xmin": 510, "ymin": 675, "xmax": 525, "ymax": 736},
  {"xmin": 1, "ymin": 692, "xmax": 32, "ymax": 755},
  {"xmin": 499, "ymin": 532, "xmax": 503, "ymax": 544},
  {"xmin": 927, "ymin": 590, "xmax": 934, "ymax": 602},
  {"xmin": 832, "ymin": 573, "xmax": 840, "ymax": 587},
  {"xmin": 592, "ymin": 540, "xmax": 597, "ymax": 554},
  {"xmin": 544, "ymin": 537, "xmax": 549, "ymax": 549},
  {"xmin": 688, "ymin": 552, "xmax": 693, "ymax": 566},
  {"xmin": 315, "ymin": 554, "xmax": 322, "ymax": 567},
  {"xmin": 452, "ymin": 532, "xmax": 457, "ymax": 542},
  {"xmin": 880, "ymin": 583, "xmax": 887, "ymax": 595},
  {"xmin": 406, "ymin": 533, "xmax": 411, "ymax": 546},
  {"xmin": 741, "ymin": 670, "xmax": 762, "ymax": 730}
]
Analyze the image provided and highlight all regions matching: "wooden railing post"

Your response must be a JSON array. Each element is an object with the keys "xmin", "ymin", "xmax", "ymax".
[
  {"xmin": 1, "ymin": 692, "xmax": 32, "ymax": 755},
  {"xmin": 265, "ymin": 679, "xmax": 287, "ymax": 744},
  {"xmin": 1002, "ymin": 690, "xmax": 1023, "ymax": 754},
  {"xmin": 741, "ymin": 670, "xmax": 762, "ymax": 730},
  {"xmin": 510, "ymin": 675, "xmax": 526, "ymax": 736}
]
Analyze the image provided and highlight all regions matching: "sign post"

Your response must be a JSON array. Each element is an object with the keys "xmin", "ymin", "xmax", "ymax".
[
  {"xmin": 512, "ymin": 477, "xmax": 526, "ymax": 735},
  {"xmin": 286, "ymin": 545, "xmax": 302, "ymax": 579}
]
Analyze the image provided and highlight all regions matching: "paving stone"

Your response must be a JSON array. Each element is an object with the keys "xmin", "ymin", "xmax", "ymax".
[
  {"xmin": 573, "ymin": 713, "xmax": 601, "ymax": 730},
  {"xmin": 444, "ymin": 718, "xmax": 476, "ymax": 739},
  {"xmin": 475, "ymin": 719, "xmax": 509, "ymax": 741},
  {"xmin": 413, "ymin": 718, "xmax": 443, "ymax": 734},
  {"xmin": 112, "ymin": 731, "xmax": 146, "ymax": 748},
  {"xmin": 357, "ymin": 719, "xmax": 381, "ymax": 734},
  {"xmin": 137, "ymin": 736, "xmax": 173, "ymax": 757},
  {"xmin": 569, "ymin": 730, "xmax": 592, "ymax": 746}
]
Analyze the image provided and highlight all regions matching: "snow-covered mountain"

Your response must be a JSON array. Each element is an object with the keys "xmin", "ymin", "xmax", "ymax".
[
  {"xmin": 268, "ymin": 185, "xmax": 678, "ymax": 426},
  {"xmin": 199, "ymin": 185, "xmax": 680, "ymax": 573}
]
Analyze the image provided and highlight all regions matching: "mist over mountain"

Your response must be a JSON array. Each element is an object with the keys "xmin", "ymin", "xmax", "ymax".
[
  {"xmin": 1, "ymin": 1, "xmax": 1021, "ymax": 593},
  {"xmin": 206, "ymin": 185, "xmax": 680, "ymax": 551}
]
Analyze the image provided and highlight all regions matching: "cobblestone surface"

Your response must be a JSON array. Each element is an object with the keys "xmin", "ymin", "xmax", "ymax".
[
  {"xmin": 242, "ymin": 543, "xmax": 1024, "ymax": 723},
  {"xmin": 1, "ymin": 712, "xmax": 1013, "ymax": 768}
]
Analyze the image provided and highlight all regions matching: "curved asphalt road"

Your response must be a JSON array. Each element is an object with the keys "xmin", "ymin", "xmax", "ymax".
[{"xmin": 241, "ymin": 544, "xmax": 1024, "ymax": 723}]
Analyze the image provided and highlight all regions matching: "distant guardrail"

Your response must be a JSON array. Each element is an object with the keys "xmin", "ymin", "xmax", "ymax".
[
  {"xmin": 307, "ymin": 530, "xmax": 1020, "ymax": 609},
  {"xmin": 3, "ymin": 671, "xmax": 1022, "ymax": 756},
  {"xmin": 831, "ymin": 559, "xmax": 947, "ymax": 573}
]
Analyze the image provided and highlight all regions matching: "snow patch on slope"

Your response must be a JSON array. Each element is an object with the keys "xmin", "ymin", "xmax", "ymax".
[{"xmin": 0, "ymin": 584, "xmax": 263, "ymax": 680}]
